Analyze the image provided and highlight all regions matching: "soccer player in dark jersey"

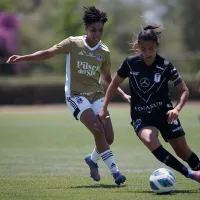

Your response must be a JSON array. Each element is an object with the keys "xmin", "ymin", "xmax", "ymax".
[{"xmin": 100, "ymin": 24, "xmax": 200, "ymax": 183}]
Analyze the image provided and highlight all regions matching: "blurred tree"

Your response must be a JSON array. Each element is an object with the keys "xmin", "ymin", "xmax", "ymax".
[
  {"xmin": 0, "ymin": 0, "xmax": 14, "ymax": 11},
  {"xmin": 56, "ymin": 0, "xmax": 83, "ymax": 39},
  {"xmin": 102, "ymin": 0, "xmax": 144, "ymax": 55},
  {"xmin": 181, "ymin": 0, "xmax": 200, "ymax": 52},
  {"xmin": 0, "ymin": 0, "xmax": 157, "ymax": 74},
  {"xmin": 154, "ymin": 0, "xmax": 200, "ymax": 75}
]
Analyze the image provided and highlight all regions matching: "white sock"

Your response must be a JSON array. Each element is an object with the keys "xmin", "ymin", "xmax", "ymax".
[
  {"xmin": 100, "ymin": 149, "xmax": 119, "ymax": 174},
  {"xmin": 91, "ymin": 147, "xmax": 101, "ymax": 163}
]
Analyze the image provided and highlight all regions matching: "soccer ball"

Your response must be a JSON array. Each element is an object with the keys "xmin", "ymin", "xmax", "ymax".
[{"xmin": 149, "ymin": 168, "xmax": 176, "ymax": 194}]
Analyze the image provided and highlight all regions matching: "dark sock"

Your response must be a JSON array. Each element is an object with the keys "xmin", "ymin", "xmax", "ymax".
[
  {"xmin": 152, "ymin": 145, "xmax": 188, "ymax": 176},
  {"xmin": 185, "ymin": 152, "xmax": 200, "ymax": 171}
]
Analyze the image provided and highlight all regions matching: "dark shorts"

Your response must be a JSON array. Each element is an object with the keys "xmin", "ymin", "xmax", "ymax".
[{"xmin": 131, "ymin": 111, "xmax": 185, "ymax": 142}]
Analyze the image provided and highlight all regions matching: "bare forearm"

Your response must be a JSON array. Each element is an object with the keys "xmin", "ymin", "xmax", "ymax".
[
  {"xmin": 102, "ymin": 83, "xmax": 118, "ymax": 110},
  {"xmin": 103, "ymin": 76, "xmax": 125, "ymax": 98},
  {"xmin": 174, "ymin": 90, "xmax": 189, "ymax": 112},
  {"xmin": 22, "ymin": 50, "xmax": 55, "ymax": 62}
]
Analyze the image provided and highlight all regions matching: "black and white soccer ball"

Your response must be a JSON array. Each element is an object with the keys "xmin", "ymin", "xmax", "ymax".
[{"xmin": 149, "ymin": 168, "xmax": 176, "ymax": 194}]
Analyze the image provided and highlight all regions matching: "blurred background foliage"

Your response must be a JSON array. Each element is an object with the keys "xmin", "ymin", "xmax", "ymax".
[{"xmin": 0, "ymin": 0, "xmax": 199, "ymax": 87}]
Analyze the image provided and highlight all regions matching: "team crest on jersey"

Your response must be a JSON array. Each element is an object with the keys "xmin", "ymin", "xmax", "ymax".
[
  {"xmin": 154, "ymin": 73, "xmax": 161, "ymax": 83},
  {"xmin": 96, "ymin": 54, "xmax": 102, "ymax": 61},
  {"xmin": 77, "ymin": 98, "xmax": 83, "ymax": 104}
]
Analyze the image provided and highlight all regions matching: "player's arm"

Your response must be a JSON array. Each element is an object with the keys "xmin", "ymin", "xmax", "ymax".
[
  {"xmin": 101, "ymin": 53, "xmax": 130, "ymax": 102},
  {"xmin": 101, "ymin": 73, "xmax": 126, "ymax": 111},
  {"xmin": 6, "ymin": 38, "xmax": 70, "ymax": 63},
  {"xmin": 167, "ymin": 62, "xmax": 189, "ymax": 123},
  {"xmin": 7, "ymin": 48, "xmax": 57, "ymax": 63},
  {"xmin": 101, "ymin": 66, "xmax": 130, "ymax": 102},
  {"xmin": 100, "ymin": 58, "xmax": 130, "ymax": 121},
  {"xmin": 174, "ymin": 80, "xmax": 189, "ymax": 112}
]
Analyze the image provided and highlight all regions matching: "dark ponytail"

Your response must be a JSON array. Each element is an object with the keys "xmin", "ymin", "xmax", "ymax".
[
  {"xmin": 130, "ymin": 23, "xmax": 164, "ymax": 54},
  {"xmin": 138, "ymin": 23, "xmax": 163, "ymax": 44}
]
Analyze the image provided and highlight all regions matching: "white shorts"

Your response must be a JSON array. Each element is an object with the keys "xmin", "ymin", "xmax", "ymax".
[{"xmin": 66, "ymin": 96, "xmax": 104, "ymax": 120}]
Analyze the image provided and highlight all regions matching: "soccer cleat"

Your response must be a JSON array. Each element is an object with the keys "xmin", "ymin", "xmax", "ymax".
[
  {"xmin": 84, "ymin": 154, "xmax": 100, "ymax": 181},
  {"xmin": 187, "ymin": 170, "xmax": 200, "ymax": 182},
  {"xmin": 112, "ymin": 171, "xmax": 126, "ymax": 185}
]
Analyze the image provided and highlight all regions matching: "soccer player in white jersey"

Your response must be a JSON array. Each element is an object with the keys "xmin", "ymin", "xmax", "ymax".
[{"xmin": 6, "ymin": 6, "xmax": 130, "ymax": 185}]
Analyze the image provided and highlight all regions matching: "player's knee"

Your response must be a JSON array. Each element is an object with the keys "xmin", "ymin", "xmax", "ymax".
[
  {"xmin": 139, "ymin": 135, "xmax": 159, "ymax": 151},
  {"xmin": 92, "ymin": 123, "xmax": 104, "ymax": 137}
]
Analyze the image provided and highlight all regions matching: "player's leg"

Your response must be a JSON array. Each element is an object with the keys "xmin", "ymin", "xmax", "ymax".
[
  {"xmin": 132, "ymin": 117, "xmax": 199, "ymax": 182},
  {"xmin": 138, "ymin": 126, "xmax": 190, "ymax": 178},
  {"xmin": 86, "ymin": 114, "xmax": 114, "ymax": 165},
  {"xmin": 66, "ymin": 96, "xmax": 101, "ymax": 181},
  {"xmin": 157, "ymin": 117, "xmax": 200, "ymax": 182},
  {"xmin": 87, "ymin": 98, "xmax": 114, "ymax": 165},
  {"xmin": 168, "ymin": 136, "xmax": 200, "ymax": 171},
  {"xmin": 81, "ymin": 108, "xmax": 126, "ymax": 185},
  {"xmin": 93, "ymin": 97, "xmax": 114, "ymax": 145},
  {"xmin": 66, "ymin": 96, "xmax": 126, "ymax": 184},
  {"xmin": 137, "ymin": 126, "xmax": 161, "ymax": 150}
]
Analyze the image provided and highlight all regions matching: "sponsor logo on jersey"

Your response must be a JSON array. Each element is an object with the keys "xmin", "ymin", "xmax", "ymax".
[
  {"xmin": 172, "ymin": 126, "xmax": 182, "ymax": 132},
  {"xmin": 78, "ymin": 50, "xmax": 85, "ymax": 55},
  {"xmin": 130, "ymin": 71, "xmax": 139, "ymax": 76},
  {"xmin": 140, "ymin": 77, "xmax": 150, "ymax": 87},
  {"xmin": 134, "ymin": 102, "xmax": 163, "ymax": 112},
  {"xmin": 77, "ymin": 61, "xmax": 100, "ymax": 76},
  {"xmin": 80, "ymin": 92, "xmax": 94, "ymax": 96},
  {"xmin": 111, "ymin": 163, "xmax": 116, "ymax": 168},
  {"xmin": 156, "ymin": 65, "xmax": 164, "ymax": 71}
]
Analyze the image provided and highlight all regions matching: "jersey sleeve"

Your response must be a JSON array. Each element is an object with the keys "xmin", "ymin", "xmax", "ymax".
[
  {"xmin": 52, "ymin": 38, "xmax": 71, "ymax": 54},
  {"xmin": 101, "ymin": 51, "xmax": 111, "ymax": 71},
  {"xmin": 167, "ymin": 62, "xmax": 182, "ymax": 86},
  {"xmin": 117, "ymin": 58, "xmax": 129, "ymax": 79}
]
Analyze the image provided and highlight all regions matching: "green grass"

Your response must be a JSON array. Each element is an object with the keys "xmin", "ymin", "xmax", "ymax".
[{"xmin": 0, "ymin": 104, "xmax": 200, "ymax": 200}]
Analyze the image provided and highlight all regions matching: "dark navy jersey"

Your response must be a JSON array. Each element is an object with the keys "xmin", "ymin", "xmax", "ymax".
[{"xmin": 117, "ymin": 54, "xmax": 182, "ymax": 119}]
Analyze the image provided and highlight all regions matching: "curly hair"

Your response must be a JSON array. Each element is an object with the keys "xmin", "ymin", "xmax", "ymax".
[{"xmin": 82, "ymin": 6, "xmax": 108, "ymax": 26}]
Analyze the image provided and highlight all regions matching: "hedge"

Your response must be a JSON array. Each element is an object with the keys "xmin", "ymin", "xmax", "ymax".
[{"xmin": 0, "ymin": 81, "xmax": 199, "ymax": 105}]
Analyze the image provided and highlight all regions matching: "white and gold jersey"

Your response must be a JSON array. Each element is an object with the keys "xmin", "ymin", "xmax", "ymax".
[{"xmin": 53, "ymin": 35, "xmax": 111, "ymax": 103}]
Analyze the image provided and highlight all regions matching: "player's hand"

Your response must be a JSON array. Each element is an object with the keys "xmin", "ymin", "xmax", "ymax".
[
  {"xmin": 123, "ymin": 94, "xmax": 131, "ymax": 103},
  {"xmin": 99, "ymin": 108, "xmax": 109, "ymax": 124},
  {"xmin": 167, "ymin": 108, "xmax": 179, "ymax": 124},
  {"xmin": 6, "ymin": 55, "xmax": 24, "ymax": 63}
]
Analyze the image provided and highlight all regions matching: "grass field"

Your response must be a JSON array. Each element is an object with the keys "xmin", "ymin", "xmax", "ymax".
[{"xmin": 0, "ymin": 103, "xmax": 200, "ymax": 200}]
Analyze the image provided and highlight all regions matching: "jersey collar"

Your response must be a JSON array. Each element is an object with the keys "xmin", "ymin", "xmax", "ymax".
[
  {"xmin": 82, "ymin": 36, "xmax": 102, "ymax": 51},
  {"xmin": 140, "ymin": 53, "xmax": 159, "ymax": 68}
]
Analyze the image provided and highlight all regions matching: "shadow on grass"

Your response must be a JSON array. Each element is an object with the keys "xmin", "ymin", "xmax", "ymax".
[
  {"xmin": 133, "ymin": 189, "xmax": 199, "ymax": 195},
  {"xmin": 173, "ymin": 190, "xmax": 200, "ymax": 194},
  {"xmin": 70, "ymin": 184, "xmax": 126, "ymax": 189}
]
